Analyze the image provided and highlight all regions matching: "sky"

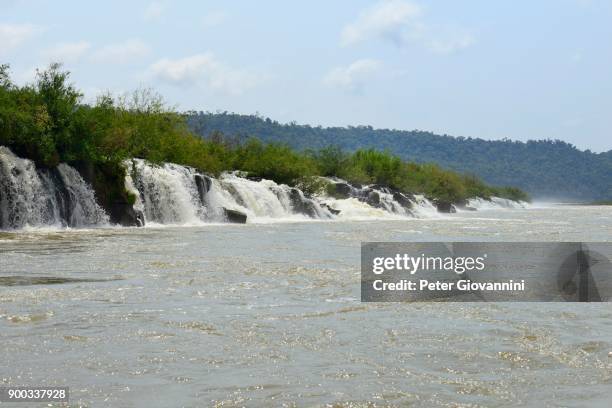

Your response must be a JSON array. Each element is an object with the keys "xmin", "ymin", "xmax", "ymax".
[{"xmin": 1, "ymin": 0, "xmax": 611, "ymax": 152}]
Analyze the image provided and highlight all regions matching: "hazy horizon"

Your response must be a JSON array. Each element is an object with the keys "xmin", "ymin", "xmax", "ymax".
[{"xmin": 2, "ymin": 0, "xmax": 611, "ymax": 152}]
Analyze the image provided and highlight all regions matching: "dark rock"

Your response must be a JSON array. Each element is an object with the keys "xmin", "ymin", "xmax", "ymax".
[
  {"xmin": 371, "ymin": 184, "xmax": 392, "ymax": 194},
  {"xmin": 365, "ymin": 190, "xmax": 381, "ymax": 207},
  {"xmin": 194, "ymin": 174, "xmax": 212, "ymax": 205},
  {"xmin": 435, "ymin": 201, "xmax": 457, "ymax": 213},
  {"xmin": 222, "ymin": 208, "xmax": 247, "ymax": 223},
  {"xmin": 195, "ymin": 174, "xmax": 211, "ymax": 192},
  {"xmin": 72, "ymin": 160, "xmax": 145, "ymax": 227},
  {"xmin": 289, "ymin": 188, "xmax": 318, "ymax": 218},
  {"xmin": 321, "ymin": 203, "xmax": 341, "ymax": 215},
  {"xmin": 331, "ymin": 182, "xmax": 353, "ymax": 199},
  {"xmin": 72, "ymin": 160, "xmax": 95, "ymax": 185},
  {"xmin": 247, "ymin": 175, "xmax": 263, "ymax": 182},
  {"xmin": 110, "ymin": 203, "xmax": 145, "ymax": 226},
  {"xmin": 392, "ymin": 191, "xmax": 413, "ymax": 209}
]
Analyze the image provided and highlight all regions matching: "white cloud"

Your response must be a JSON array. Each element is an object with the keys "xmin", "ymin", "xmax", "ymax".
[
  {"xmin": 341, "ymin": 0, "xmax": 473, "ymax": 54},
  {"xmin": 148, "ymin": 53, "xmax": 263, "ymax": 95},
  {"xmin": 341, "ymin": 0, "xmax": 421, "ymax": 46},
  {"xmin": 42, "ymin": 41, "xmax": 91, "ymax": 62},
  {"xmin": 324, "ymin": 59, "xmax": 382, "ymax": 91},
  {"xmin": 90, "ymin": 39, "xmax": 151, "ymax": 63},
  {"xmin": 0, "ymin": 23, "xmax": 42, "ymax": 54},
  {"xmin": 144, "ymin": 1, "xmax": 166, "ymax": 21}
]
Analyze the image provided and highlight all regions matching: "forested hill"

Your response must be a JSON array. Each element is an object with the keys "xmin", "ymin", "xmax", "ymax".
[{"xmin": 186, "ymin": 112, "xmax": 612, "ymax": 201}]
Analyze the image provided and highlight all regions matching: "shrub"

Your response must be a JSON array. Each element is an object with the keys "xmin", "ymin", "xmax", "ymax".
[{"xmin": 0, "ymin": 63, "xmax": 529, "ymax": 204}]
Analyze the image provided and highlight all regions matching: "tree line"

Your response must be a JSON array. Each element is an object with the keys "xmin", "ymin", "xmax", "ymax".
[
  {"xmin": 0, "ymin": 64, "xmax": 528, "ymax": 206},
  {"xmin": 187, "ymin": 112, "xmax": 612, "ymax": 201}
]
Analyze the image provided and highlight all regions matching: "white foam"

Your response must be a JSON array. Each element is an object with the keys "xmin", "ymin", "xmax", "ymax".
[
  {"xmin": 0, "ymin": 146, "xmax": 108, "ymax": 229},
  {"xmin": 466, "ymin": 197, "xmax": 528, "ymax": 210}
]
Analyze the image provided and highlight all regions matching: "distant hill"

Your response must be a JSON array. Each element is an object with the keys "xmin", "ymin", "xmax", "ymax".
[{"xmin": 186, "ymin": 112, "xmax": 612, "ymax": 201}]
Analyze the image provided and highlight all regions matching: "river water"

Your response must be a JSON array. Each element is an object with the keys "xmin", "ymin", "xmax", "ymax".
[{"xmin": 1, "ymin": 205, "xmax": 611, "ymax": 407}]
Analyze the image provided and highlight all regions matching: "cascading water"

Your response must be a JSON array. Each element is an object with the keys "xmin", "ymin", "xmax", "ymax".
[
  {"xmin": 466, "ymin": 197, "xmax": 527, "ymax": 210},
  {"xmin": 318, "ymin": 177, "xmax": 440, "ymax": 219},
  {"xmin": 213, "ymin": 172, "xmax": 332, "ymax": 220},
  {"xmin": 0, "ymin": 147, "xmax": 108, "ymax": 229},
  {"xmin": 126, "ymin": 159, "xmax": 205, "ymax": 225},
  {"xmin": 55, "ymin": 164, "xmax": 110, "ymax": 227},
  {"xmin": 0, "ymin": 147, "xmax": 59, "ymax": 228},
  {"xmin": 411, "ymin": 194, "xmax": 441, "ymax": 217},
  {"xmin": 124, "ymin": 161, "xmax": 528, "ymax": 226},
  {"xmin": 1, "ymin": 148, "xmax": 525, "ymax": 230},
  {"xmin": 126, "ymin": 160, "xmax": 334, "ymax": 224},
  {"xmin": 219, "ymin": 174, "xmax": 295, "ymax": 218}
]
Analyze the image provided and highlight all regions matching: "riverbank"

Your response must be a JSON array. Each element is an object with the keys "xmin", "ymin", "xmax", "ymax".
[
  {"xmin": 1, "ymin": 145, "xmax": 528, "ymax": 230},
  {"xmin": 1, "ymin": 64, "xmax": 528, "ymax": 230}
]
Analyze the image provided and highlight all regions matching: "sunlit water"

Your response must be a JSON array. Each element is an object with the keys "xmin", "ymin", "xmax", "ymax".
[{"xmin": 1, "ymin": 205, "xmax": 611, "ymax": 407}]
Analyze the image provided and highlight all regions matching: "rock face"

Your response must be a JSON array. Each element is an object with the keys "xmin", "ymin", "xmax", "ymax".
[
  {"xmin": 110, "ymin": 203, "xmax": 145, "ymax": 226},
  {"xmin": 392, "ymin": 191, "xmax": 414, "ymax": 209},
  {"xmin": 325, "ymin": 179, "xmax": 418, "ymax": 215},
  {"xmin": 365, "ymin": 190, "xmax": 381, "ymax": 207},
  {"xmin": 72, "ymin": 160, "xmax": 143, "ymax": 227},
  {"xmin": 289, "ymin": 188, "xmax": 319, "ymax": 218},
  {"xmin": 222, "ymin": 208, "xmax": 247, "ymax": 223},
  {"xmin": 435, "ymin": 201, "xmax": 457, "ymax": 213},
  {"xmin": 331, "ymin": 182, "xmax": 353, "ymax": 199},
  {"xmin": 194, "ymin": 174, "xmax": 212, "ymax": 206},
  {"xmin": 320, "ymin": 203, "xmax": 341, "ymax": 215}
]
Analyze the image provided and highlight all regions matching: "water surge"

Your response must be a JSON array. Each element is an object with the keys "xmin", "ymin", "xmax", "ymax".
[
  {"xmin": 0, "ymin": 147, "xmax": 108, "ymax": 229},
  {"xmin": 0, "ymin": 147, "xmax": 525, "ymax": 230}
]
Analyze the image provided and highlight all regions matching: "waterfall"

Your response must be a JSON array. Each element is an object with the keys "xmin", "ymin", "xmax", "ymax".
[
  {"xmin": 1, "ymin": 148, "xmax": 525, "ymax": 230},
  {"xmin": 53, "ymin": 164, "xmax": 109, "ymax": 227},
  {"xmin": 318, "ymin": 177, "xmax": 439, "ymax": 219},
  {"xmin": 213, "ymin": 172, "xmax": 332, "ymax": 220},
  {"xmin": 126, "ymin": 159, "xmax": 205, "ymax": 225},
  {"xmin": 219, "ymin": 173, "xmax": 295, "ymax": 218},
  {"xmin": 411, "ymin": 194, "xmax": 441, "ymax": 217},
  {"xmin": 0, "ymin": 147, "xmax": 108, "ymax": 229},
  {"xmin": 466, "ymin": 197, "xmax": 527, "ymax": 210},
  {"xmin": 126, "ymin": 160, "xmax": 334, "ymax": 224}
]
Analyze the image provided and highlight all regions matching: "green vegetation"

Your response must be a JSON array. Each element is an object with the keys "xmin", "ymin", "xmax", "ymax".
[
  {"xmin": 308, "ymin": 146, "xmax": 529, "ymax": 203},
  {"xmin": 0, "ymin": 64, "xmax": 528, "ymax": 208},
  {"xmin": 187, "ymin": 112, "xmax": 612, "ymax": 201},
  {"xmin": 0, "ymin": 63, "xmax": 229, "ymax": 214},
  {"xmin": 0, "ymin": 63, "xmax": 227, "ymax": 173}
]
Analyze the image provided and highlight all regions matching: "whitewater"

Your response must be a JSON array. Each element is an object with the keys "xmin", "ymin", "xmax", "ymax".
[{"xmin": 0, "ymin": 147, "xmax": 527, "ymax": 230}]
